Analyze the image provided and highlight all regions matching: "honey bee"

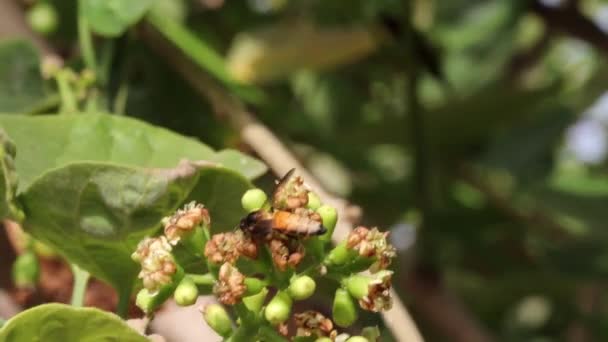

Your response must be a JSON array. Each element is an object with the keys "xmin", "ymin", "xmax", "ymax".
[{"xmin": 239, "ymin": 169, "xmax": 327, "ymax": 237}]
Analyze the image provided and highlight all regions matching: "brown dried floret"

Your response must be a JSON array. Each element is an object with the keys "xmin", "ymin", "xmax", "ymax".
[
  {"xmin": 163, "ymin": 201, "xmax": 210, "ymax": 245},
  {"xmin": 347, "ymin": 226, "xmax": 397, "ymax": 273},
  {"xmin": 268, "ymin": 233, "xmax": 305, "ymax": 271},
  {"xmin": 359, "ymin": 271, "xmax": 393, "ymax": 312},
  {"xmin": 214, "ymin": 263, "xmax": 246, "ymax": 305},
  {"xmin": 272, "ymin": 171, "xmax": 309, "ymax": 211},
  {"xmin": 295, "ymin": 310, "xmax": 336, "ymax": 338},
  {"xmin": 204, "ymin": 230, "xmax": 258, "ymax": 265}
]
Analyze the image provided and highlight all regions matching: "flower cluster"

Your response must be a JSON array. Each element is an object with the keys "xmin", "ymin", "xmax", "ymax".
[
  {"xmin": 132, "ymin": 170, "xmax": 397, "ymax": 341},
  {"xmin": 132, "ymin": 236, "xmax": 176, "ymax": 294},
  {"xmin": 347, "ymin": 226, "xmax": 397, "ymax": 273},
  {"xmin": 163, "ymin": 202, "xmax": 210, "ymax": 245}
]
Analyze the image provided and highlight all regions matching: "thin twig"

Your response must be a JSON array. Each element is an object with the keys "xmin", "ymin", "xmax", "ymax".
[{"xmin": 140, "ymin": 22, "xmax": 425, "ymax": 342}]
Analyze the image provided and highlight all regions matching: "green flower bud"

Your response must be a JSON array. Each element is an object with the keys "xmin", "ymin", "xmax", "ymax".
[
  {"xmin": 174, "ymin": 276, "xmax": 199, "ymax": 306},
  {"xmin": 264, "ymin": 291, "xmax": 292, "ymax": 325},
  {"xmin": 241, "ymin": 188, "xmax": 268, "ymax": 212},
  {"xmin": 12, "ymin": 252, "xmax": 39, "ymax": 288},
  {"xmin": 243, "ymin": 287, "xmax": 268, "ymax": 313},
  {"xmin": 315, "ymin": 338, "xmax": 333, "ymax": 342},
  {"xmin": 333, "ymin": 288, "xmax": 358, "ymax": 328},
  {"xmin": 317, "ymin": 205, "xmax": 338, "ymax": 242},
  {"xmin": 326, "ymin": 241, "xmax": 356, "ymax": 266},
  {"xmin": 26, "ymin": 2, "xmax": 58, "ymax": 36},
  {"xmin": 203, "ymin": 304, "xmax": 233, "ymax": 338},
  {"xmin": 343, "ymin": 275, "xmax": 372, "ymax": 300},
  {"xmin": 361, "ymin": 326, "xmax": 381, "ymax": 341},
  {"xmin": 244, "ymin": 277, "xmax": 266, "ymax": 295},
  {"xmin": 307, "ymin": 192, "xmax": 322, "ymax": 210},
  {"xmin": 136, "ymin": 288, "xmax": 156, "ymax": 314},
  {"xmin": 346, "ymin": 337, "xmax": 369, "ymax": 342},
  {"xmin": 288, "ymin": 275, "xmax": 316, "ymax": 300}
]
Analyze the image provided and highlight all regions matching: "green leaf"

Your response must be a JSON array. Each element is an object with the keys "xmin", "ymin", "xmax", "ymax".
[
  {"xmin": 19, "ymin": 161, "xmax": 203, "ymax": 291},
  {"xmin": 0, "ymin": 129, "xmax": 19, "ymax": 220},
  {"xmin": 80, "ymin": 0, "xmax": 157, "ymax": 37},
  {"xmin": 0, "ymin": 40, "xmax": 49, "ymax": 113},
  {"xmin": 0, "ymin": 113, "xmax": 261, "ymax": 293},
  {"xmin": 212, "ymin": 149, "xmax": 267, "ymax": 180},
  {"xmin": 0, "ymin": 113, "xmax": 264, "ymax": 192},
  {"xmin": 0, "ymin": 303, "xmax": 147, "ymax": 341}
]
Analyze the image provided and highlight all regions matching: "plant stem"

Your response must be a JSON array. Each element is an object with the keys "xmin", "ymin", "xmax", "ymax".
[
  {"xmin": 188, "ymin": 273, "xmax": 215, "ymax": 286},
  {"xmin": 116, "ymin": 288, "xmax": 131, "ymax": 318},
  {"xmin": 70, "ymin": 263, "xmax": 90, "ymax": 307},
  {"xmin": 77, "ymin": 5, "xmax": 97, "ymax": 74},
  {"xmin": 55, "ymin": 71, "xmax": 78, "ymax": 114},
  {"xmin": 257, "ymin": 325, "xmax": 288, "ymax": 342}
]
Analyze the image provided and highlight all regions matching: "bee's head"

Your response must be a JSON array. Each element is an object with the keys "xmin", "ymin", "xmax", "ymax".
[{"xmin": 239, "ymin": 211, "xmax": 261, "ymax": 231}]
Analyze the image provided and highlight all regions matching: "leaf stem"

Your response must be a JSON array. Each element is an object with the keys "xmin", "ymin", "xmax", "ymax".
[
  {"xmin": 55, "ymin": 70, "xmax": 78, "ymax": 114},
  {"xmin": 116, "ymin": 288, "xmax": 131, "ymax": 318},
  {"xmin": 188, "ymin": 273, "xmax": 215, "ymax": 286},
  {"xmin": 70, "ymin": 263, "xmax": 90, "ymax": 307},
  {"xmin": 77, "ymin": 5, "xmax": 97, "ymax": 75}
]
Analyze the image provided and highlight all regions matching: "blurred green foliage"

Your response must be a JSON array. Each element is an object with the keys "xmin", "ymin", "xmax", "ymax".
[{"xmin": 2, "ymin": 0, "xmax": 608, "ymax": 340}]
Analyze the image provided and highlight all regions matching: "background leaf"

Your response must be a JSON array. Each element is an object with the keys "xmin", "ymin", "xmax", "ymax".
[
  {"xmin": 80, "ymin": 0, "xmax": 157, "ymax": 37},
  {"xmin": 0, "ymin": 40, "xmax": 49, "ymax": 113},
  {"xmin": 0, "ymin": 113, "xmax": 265, "ymax": 191},
  {"xmin": 0, "ymin": 303, "xmax": 147, "ymax": 341}
]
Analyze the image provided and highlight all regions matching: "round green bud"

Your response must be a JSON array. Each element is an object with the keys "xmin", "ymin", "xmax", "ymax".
[
  {"xmin": 243, "ymin": 287, "xmax": 268, "ymax": 313},
  {"xmin": 288, "ymin": 275, "xmax": 316, "ymax": 300},
  {"xmin": 315, "ymin": 338, "xmax": 333, "ymax": 342},
  {"xmin": 264, "ymin": 291, "xmax": 293, "ymax": 325},
  {"xmin": 241, "ymin": 188, "xmax": 268, "ymax": 212},
  {"xmin": 333, "ymin": 288, "xmax": 358, "ymax": 328},
  {"xmin": 26, "ymin": 2, "xmax": 58, "ymax": 36},
  {"xmin": 12, "ymin": 252, "xmax": 39, "ymax": 288},
  {"xmin": 343, "ymin": 275, "xmax": 371, "ymax": 300},
  {"xmin": 345, "ymin": 337, "xmax": 369, "ymax": 342},
  {"xmin": 244, "ymin": 277, "xmax": 266, "ymax": 295},
  {"xmin": 203, "ymin": 304, "xmax": 233, "ymax": 338},
  {"xmin": 317, "ymin": 205, "xmax": 338, "ymax": 242},
  {"xmin": 326, "ymin": 241, "xmax": 354, "ymax": 266},
  {"xmin": 136, "ymin": 288, "xmax": 156, "ymax": 314},
  {"xmin": 307, "ymin": 192, "xmax": 322, "ymax": 210},
  {"xmin": 174, "ymin": 276, "xmax": 199, "ymax": 306}
]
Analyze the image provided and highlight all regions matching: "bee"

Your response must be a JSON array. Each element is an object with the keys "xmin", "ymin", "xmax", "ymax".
[{"xmin": 239, "ymin": 169, "xmax": 327, "ymax": 237}]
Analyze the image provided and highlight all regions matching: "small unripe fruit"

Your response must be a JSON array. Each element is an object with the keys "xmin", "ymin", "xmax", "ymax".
[
  {"xmin": 343, "ymin": 275, "xmax": 371, "ymax": 300},
  {"xmin": 12, "ymin": 252, "xmax": 39, "ymax": 288},
  {"xmin": 326, "ymin": 242, "xmax": 354, "ymax": 266},
  {"xmin": 346, "ymin": 337, "xmax": 369, "ymax": 342},
  {"xmin": 243, "ymin": 287, "xmax": 268, "ymax": 313},
  {"xmin": 136, "ymin": 289, "xmax": 155, "ymax": 314},
  {"xmin": 333, "ymin": 288, "xmax": 358, "ymax": 328},
  {"xmin": 26, "ymin": 2, "xmax": 58, "ymax": 36},
  {"xmin": 265, "ymin": 291, "xmax": 292, "ymax": 325},
  {"xmin": 307, "ymin": 192, "xmax": 321, "ymax": 210},
  {"xmin": 241, "ymin": 188, "xmax": 268, "ymax": 212},
  {"xmin": 288, "ymin": 275, "xmax": 316, "ymax": 300},
  {"xmin": 203, "ymin": 304, "xmax": 233, "ymax": 338},
  {"xmin": 315, "ymin": 338, "xmax": 333, "ymax": 342},
  {"xmin": 174, "ymin": 276, "xmax": 199, "ymax": 306},
  {"xmin": 317, "ymin": 205, "xmax": 337, "ymax": 242},
  {"xmin": 244, "ymin": 277, "xmax": 266, "ymax": 295}
]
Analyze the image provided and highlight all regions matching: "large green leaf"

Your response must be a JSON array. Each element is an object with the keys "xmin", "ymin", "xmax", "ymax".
[
  {"xmin": 0, "ymin": 129, "xmax": 18, "ymax": 219},
  {"xmin": 0, "ymin": 303, "xmax": 147, "ymax": 341},
  {"xmin": 0, "ymin": 113, "xmax": 263, "ymax": 291},
  {"xmin": 19, "ymin": 161, "xmax": 202, "ymax": 291},
  {"xmin": 0, "ymin": 113, "xmax": 265, "ymax": 191},
  {"xmin": 0, "ymin": 40, "xmax": 49, "ymax": 113},
  {"xmin": 80, "ymin": 0, "xmax": 157, "ymax": 37}
]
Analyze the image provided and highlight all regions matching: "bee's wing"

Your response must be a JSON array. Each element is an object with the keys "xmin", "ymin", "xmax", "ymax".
[{"xmin": 272, "ymin": 168, "xmax": 296, "ymax": 199}]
